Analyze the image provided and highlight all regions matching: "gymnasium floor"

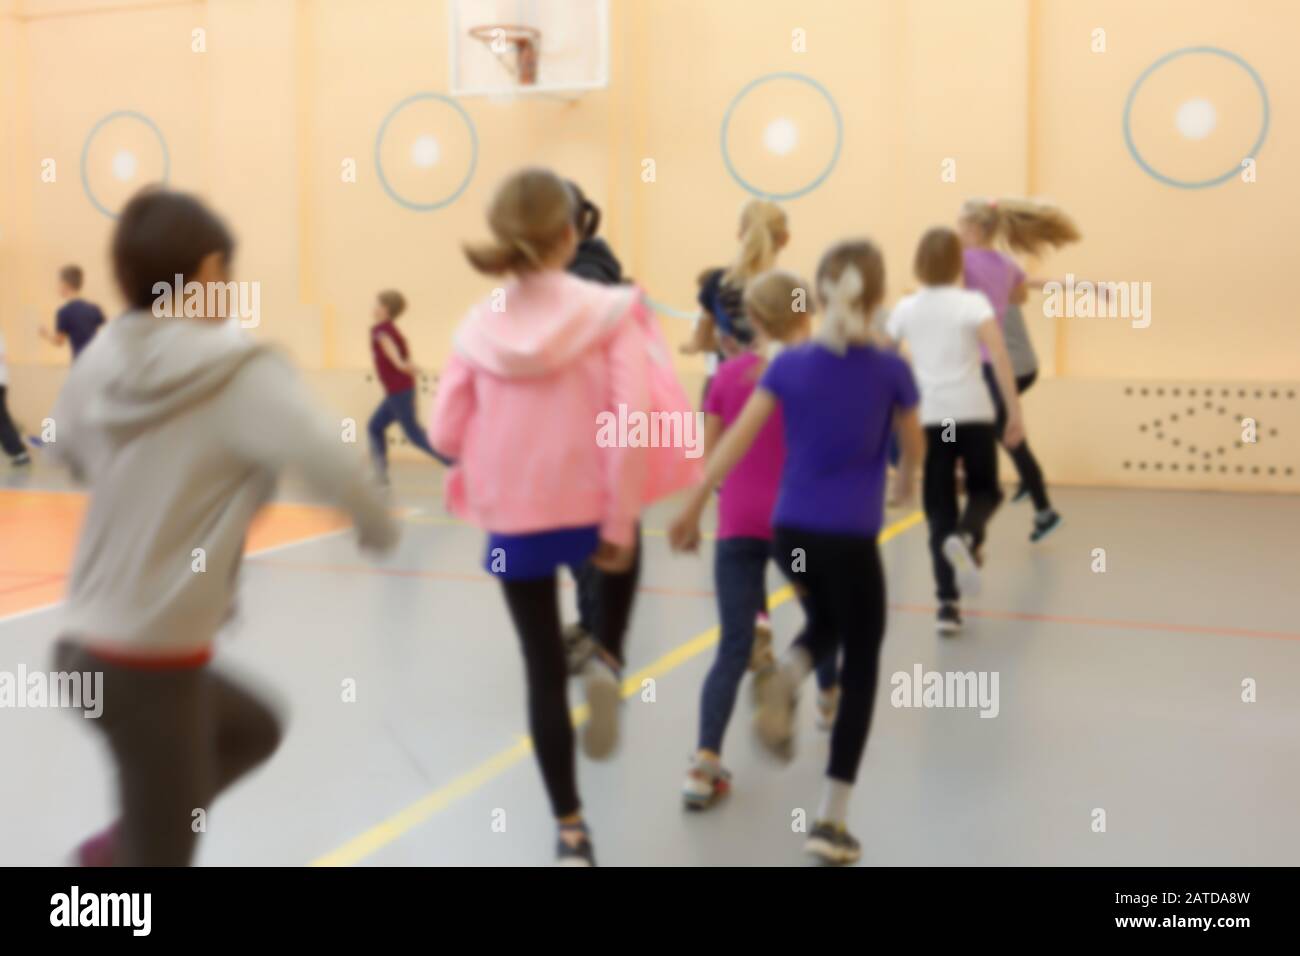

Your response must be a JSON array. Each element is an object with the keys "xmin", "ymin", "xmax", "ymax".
[{"xmin": 2, "ymin": 459, "xmax": 1298, "ymax": 866}]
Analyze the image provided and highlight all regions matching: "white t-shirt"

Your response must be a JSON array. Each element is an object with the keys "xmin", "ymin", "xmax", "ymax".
[{"xmin": 886, "ymin": 286, "xmax": 996, "ymax": 426}]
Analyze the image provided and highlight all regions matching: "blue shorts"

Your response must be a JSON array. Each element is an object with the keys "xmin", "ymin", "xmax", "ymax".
[{"xmin": 484, "ymin": 525, "xmax": 600, "ymax": 581}]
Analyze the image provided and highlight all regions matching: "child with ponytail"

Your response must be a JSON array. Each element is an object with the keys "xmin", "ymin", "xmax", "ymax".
[
  {"xmin": 958, "ymin": 197, "xmax": 1080, "ymax": 542},
  {"xmin": 681, "ymin": 269, "xmax": 817, "ymax": 810},
  {"xmin": 670, "ymin": 240, "xmax": 924, "ymax": 865},
  {"xmin": 430, "ymin": 168, "xmax": 695, "ymax": 866}
]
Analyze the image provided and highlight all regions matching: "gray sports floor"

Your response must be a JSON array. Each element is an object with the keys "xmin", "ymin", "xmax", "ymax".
[{"xmin": 2, "ymin": 459, "xmax": 1298, "ymax": 866}]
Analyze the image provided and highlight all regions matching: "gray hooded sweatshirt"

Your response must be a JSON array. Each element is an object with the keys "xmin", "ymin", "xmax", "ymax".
[{"xmin": 50, "ymin": 311, "xmax": 397, "ymax": 661}]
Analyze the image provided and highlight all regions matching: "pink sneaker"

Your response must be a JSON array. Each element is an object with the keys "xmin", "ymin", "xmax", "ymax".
[{"xmin": 75, "ymin": 822, "xmax": 119, "ymax": 867}]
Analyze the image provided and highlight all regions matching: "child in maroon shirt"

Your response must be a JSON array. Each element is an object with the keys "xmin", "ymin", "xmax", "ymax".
[{"xmin": 368, "ymin": 290, "xmax": 450, "ymax": 482}]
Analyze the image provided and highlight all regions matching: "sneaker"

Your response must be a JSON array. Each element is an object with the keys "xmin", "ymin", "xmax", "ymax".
[
  {"xmin": 1011, "ymin": 484, "xmax": 1030, "ymax": 504},
  {"xmin": 942, "ymin": 533, "xmax": 981, "ymax": 597},
  {"xmin": 563, "ymin": 622, "xmax": 596, "ymax": 676},
  {"xmin": 9, "ymin": 452, "xmax": 31, "ymax": 467},
  {"xmin": 754, "ymin": 663, "xmax": 798, "ymax": 758},
  {"xmin": 936, "ymin": 602, "xmax": 962, "ymax": 636},
  {"xmin": 1030, "ymin": 510, "xmax": 1062, "ymax": 542},
  {"xmin": 681, "ymin": 756, "xmax": 732, "ymax": 810},
  {"xmin": 750, "ymin": 661, "xmax": 775, "ymax": 707},
  {"xmin": 805, "ymin": 820, "xmax": 861, "ymax": 865},
  {"xmin": 73, "ymin": 822, "xmax": 118, "ymax": 867},
  {"xmin": 556, "ymin": 822, "xmax": 596, "ymax": 867},
  {"xmin": 815, "ymin": 686, "xmax": 840, "ymax": 731},
  {"xmin": 749, "ymin": 615, "xmax": 774, "ymax": 672},
  {"xmin": 581, "ymin": 653, "xmax": 621, "ymax": 760}
]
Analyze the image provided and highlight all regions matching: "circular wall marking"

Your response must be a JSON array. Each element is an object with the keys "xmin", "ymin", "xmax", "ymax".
[
  {"xmin": 721, "ymin": 72, "xmax": 843, "ymax": 201},
  {"xmin": 375, "ymin": 93, "xmax": 477, "ymax": 212},
  {"xmin": 1122, "ymin": 46, "xmax": 1268, "ymax": 189},
  {"xmin": 80, "ymin": 111, "xmax": 170, "ymax": 219}
]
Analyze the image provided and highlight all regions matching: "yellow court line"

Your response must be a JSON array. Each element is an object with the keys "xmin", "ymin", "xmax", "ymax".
[{"xmin": 310, "ymin": 509, "xmax": 924, "ymax": 867}]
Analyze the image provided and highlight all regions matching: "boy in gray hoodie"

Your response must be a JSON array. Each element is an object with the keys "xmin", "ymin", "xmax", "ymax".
[{"xmin": 50, "ymin": 187, "xmax": 398, "ymax": 866}]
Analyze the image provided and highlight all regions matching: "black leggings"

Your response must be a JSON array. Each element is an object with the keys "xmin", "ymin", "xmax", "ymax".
[
  {"xmin": 923, "ymin": 424, "xmax": 1002, "ymax": 601},
  {"xmin": 772, "ymin": 527, "xmax": 886, "ymax": 784},
  {"xmin": 0, "ymin": 386, "xmax": 25, "ymax": 457},
  {"xmin": 983, "ymin": 366, "xmax": 1051, "ymax": 511},
  {"xmin": 500, "ymin": 547, "xmax": 639, "ymax": 818},
  {"xmin": 575, "ymin": 526, "xmax": 642, "ymax": 637}
]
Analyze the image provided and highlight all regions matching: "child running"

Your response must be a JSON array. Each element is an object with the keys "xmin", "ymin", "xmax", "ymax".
[
  {"xmin": 367, "ymin": 289, "xmax": 450, "ymax": 484},
  {"xmin": 681, "ymin": 269, "xmax": 814, "ymax": 810},
  {"xmin": 40, "ymin": 265, "xmax": 106, "ymax": 361},
  {"xmin": 958, "ymin": 197, "xmax": 1080, "ymax": 541},
  {"xmin": 886, "ymin": 227, "xmax": 1025, "ymax": 634},
  {"xmin": 671, "ymin": 239, "xmax": 924, "ymax": 865},
  {"xmin": 50, "ymin": 187, "xmax": 398, "ymax": 866},
  {"xmin": 429, "ymin": 167, "xmax": 694, "ymax": 867},
  {"xmin": 682, "ymin": 199, "xmax": 790, "ymax": 673}
]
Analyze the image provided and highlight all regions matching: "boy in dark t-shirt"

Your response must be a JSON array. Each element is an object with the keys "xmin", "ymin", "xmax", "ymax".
[{"xmin": 40, "ymin": 265, "xmax": 106, "ymax": 360}]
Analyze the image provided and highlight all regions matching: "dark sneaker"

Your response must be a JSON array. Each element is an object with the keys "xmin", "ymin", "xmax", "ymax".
[
  {"xmin": 936, "ymin": 602, "xmax": 962, "ymax": 636},
  {"xmin": 1030, "ymin": 510, "xmax": 1062, "ymax": 542},
  {"xmin": 9, "ymin": 452, "xmax": 31, "ymax": 467},
  {"xmin": 556, "ymin": 823, "xmax": 596, "ymax": 867},
  {"xmin": 805, "ymin": 820, "xmax": 861, "ymax": 865}
]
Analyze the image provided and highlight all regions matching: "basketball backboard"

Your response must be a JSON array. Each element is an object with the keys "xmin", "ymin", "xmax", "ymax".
[{"xmin": 449, "ymin": 0, "xmax": 609, "ymax": 98}]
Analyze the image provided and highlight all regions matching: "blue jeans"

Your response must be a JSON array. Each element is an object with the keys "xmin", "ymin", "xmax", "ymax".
[
  {"xmin": 698, "ymin": 537, "xmax": 770, "ymax": 753},
  {"xmin": 368, "ymin": 388, "xmax": 450, "ymax": 475}
]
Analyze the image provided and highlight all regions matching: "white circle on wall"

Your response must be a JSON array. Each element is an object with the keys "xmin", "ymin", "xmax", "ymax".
[
  {"xmin": 763, "ymin": 117, "xmax": 799, "ymax": 156},
  {"xmin": 411, "ymin": 134, "xmax": 441, "ymax": 168},
  {"xmin": 1175, "ymin": 98, "xmax": 1217, "ymax": 140},
  {"xmin": 111, "ymin": 149, "xmax": 138, "ymax": 182}
]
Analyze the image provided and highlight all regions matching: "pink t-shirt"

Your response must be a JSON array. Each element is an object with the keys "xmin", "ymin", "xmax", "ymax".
[
  {"xmin": 963, "ymin": 247, "xmax": 1024, "ymax": 360},
  {"xmin": 704, "ymin": 351, "xmax": 784, "ymax": 540}
]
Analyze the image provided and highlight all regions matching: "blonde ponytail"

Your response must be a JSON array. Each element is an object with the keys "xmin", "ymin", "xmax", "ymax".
[
  {"xmin": 464, "ymin": 167, "xmax": 574, "ymax": 277},
  {"xmin": 813, "ymin": 239, "xmax": 886, "ymax": 356},
  {"xmin": 724, "ymin": 200, "xmax": 789, "ymax": 284},
  {"xmin": 960, "ymin": 197, "xmax": 1081, "ymax": 256}
]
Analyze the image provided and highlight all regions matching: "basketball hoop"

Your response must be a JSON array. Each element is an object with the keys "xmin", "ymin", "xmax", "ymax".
[{"xmin": 469, "ymin": 23, "xmax": 541, "ymax": 86}]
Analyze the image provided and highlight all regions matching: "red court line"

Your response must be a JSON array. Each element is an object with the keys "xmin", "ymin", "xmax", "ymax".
[{"xmin": 891, "ymin": 603, "xmax": 1300, "ymax": 643}]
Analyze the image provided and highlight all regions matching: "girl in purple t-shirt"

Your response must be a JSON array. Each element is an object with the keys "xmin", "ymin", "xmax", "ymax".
[
  {"xmin": 671, "ymin": 241, "xmax": 925, "ymax": 865},
  {"xmin": 680, "ymin": 270, "xmax": 814, "ymax": 811},
  {"xmin": 958, "ymin": 197, "xmax": 1081, "ymax": 542}
]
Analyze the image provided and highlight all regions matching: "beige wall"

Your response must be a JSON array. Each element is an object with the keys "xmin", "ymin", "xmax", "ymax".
[{"xmin": 1, "ymin": 0, "xmax": 1296, "ymax": 488}]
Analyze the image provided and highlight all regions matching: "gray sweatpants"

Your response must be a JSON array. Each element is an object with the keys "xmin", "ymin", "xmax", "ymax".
[{"xmin": 56, "ymin": 640, "xmax": 282, "ymax": 866}]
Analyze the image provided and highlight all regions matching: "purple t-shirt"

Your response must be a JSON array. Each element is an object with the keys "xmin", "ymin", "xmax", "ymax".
[
  {"xmin": 963, "ymin": 247, "xmax": 1024, "ymax": 361},
  {"xmin": 704, "ymin": 352, "xmax": 784, "ymax": 540},
  {"xmin": 760, "ymin": 343, "xmax": 919, "ymax": 537}
]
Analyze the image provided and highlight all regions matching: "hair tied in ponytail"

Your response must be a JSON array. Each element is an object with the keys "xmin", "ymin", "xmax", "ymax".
[{"xmin": 816, "ymin": 264, "xmax": 867, "ymax": 355}]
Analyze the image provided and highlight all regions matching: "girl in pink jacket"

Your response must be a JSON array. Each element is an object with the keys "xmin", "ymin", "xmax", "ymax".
[{"xmin": 429, "ymin": 168, "xmax": 675, "ymax": 866}]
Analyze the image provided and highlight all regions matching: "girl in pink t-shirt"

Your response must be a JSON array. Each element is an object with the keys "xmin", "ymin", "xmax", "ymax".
[
  {"xmin": 958, "ymin": 197, "xmax": 1081, "ymax": 543},
  {"xmin": 681, "ymin": 270, "xmax": 814, "ymax": 810}
]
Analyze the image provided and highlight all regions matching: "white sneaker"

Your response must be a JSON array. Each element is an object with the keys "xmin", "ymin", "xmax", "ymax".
[
  {"xmin": 942, "ymin": 533, "xmax": 982, "ymax": 597},
  {"xmin": 581, "ymin": 655, "xmax": 621, "ymax": 760},
  {"xmin": 754, "ymin": 664, "xmax": 798, "ymax": 758}
]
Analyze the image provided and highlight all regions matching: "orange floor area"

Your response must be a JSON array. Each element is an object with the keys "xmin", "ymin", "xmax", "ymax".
[{"xmin": 0, "ymin": 490, "xmax": 352, "ymax": 618}]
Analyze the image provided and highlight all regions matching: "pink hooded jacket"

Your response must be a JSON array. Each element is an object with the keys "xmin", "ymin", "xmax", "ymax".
[{"xmin": 430, "ymin": 270, "xmax": 668, "ymax": 547}]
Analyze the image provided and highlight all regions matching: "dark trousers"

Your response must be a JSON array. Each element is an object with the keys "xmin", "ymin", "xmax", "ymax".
[
  {"xmin": 983, "ymin": 366, "xmax": 1050, "ymax": 511},
  {"xmin": 368, "ymin": 388, "xmax": 450, "ymax": 475},
  {"xmin": 56, "ymin": 640, "xmax": 282, "ymax": 866},
  {"xmin": 500, "ymin": 562, "xmax": 639, "ymax": 818},
  {"xmin": 574, "ymin": 526, "xmax": 642, "ymax": 639},
  {"xmin": 923, "ymin": 423, "xmax": 1002, "ymax": 602},
  {"xmin": 772, "ymin": 527, "xmax": 886, "ymax": 784},
  {"xmin": 697, "ymin": 537, "xmax": 769, "ymax": 753},
  {"xmin": 0, "ymin": 386, "xmax": 25, "ymax": 457}
]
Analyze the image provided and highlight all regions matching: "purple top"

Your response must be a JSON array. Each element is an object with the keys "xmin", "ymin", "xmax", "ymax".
[
  {"xmin": 760, "ymin": 343, "xmax": 919, "ymax": 537},
  {"xmin": 963, "ymin": 247, "xmax": 1024, "ymax": 360},
  {"xmin": 704, "ymin": 352, "xmax": 784, "ymax": 540}
]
